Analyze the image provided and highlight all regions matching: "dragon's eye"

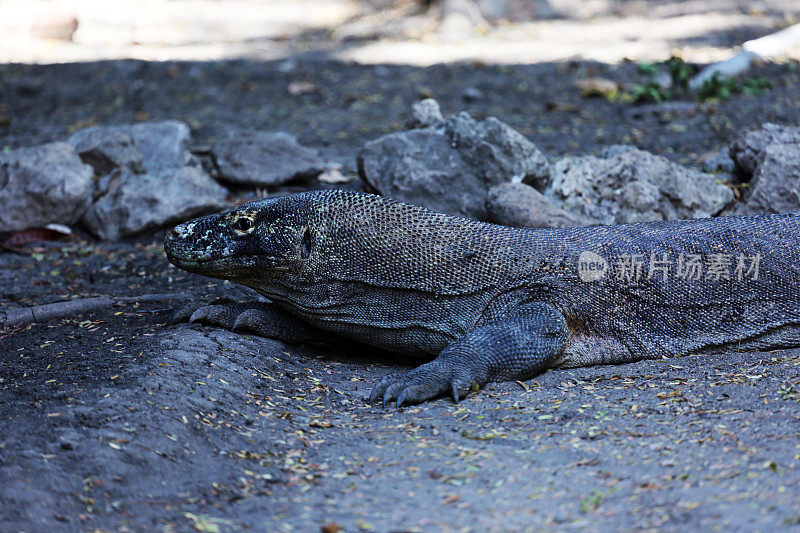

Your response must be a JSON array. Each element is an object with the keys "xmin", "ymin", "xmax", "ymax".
[{"xmin": 234, "ymin": 217, "xmax": 254, "ymax": 233}]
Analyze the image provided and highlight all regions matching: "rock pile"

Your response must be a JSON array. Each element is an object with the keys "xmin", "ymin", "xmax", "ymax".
[
  {"xmin": 359, "ymin": 99, "xmax": 744, "ymax": 228},
  {"xmin": 1, "ymin": 103, "xmax": 796, "ymax": 241},
  {"xmin": 358, "ymin": 99, "xmax": 550, "ymax": 220},
  {"xmin": 545, "ymin": 145, "xmax": 733, "ymax": 225},
  {"xmin": 0, "ymin": 121, "xmax": 329, "ymax": 240},
  {"xmin": 69, "ymin": 121, "xmax": 227, "ymax": 241}
]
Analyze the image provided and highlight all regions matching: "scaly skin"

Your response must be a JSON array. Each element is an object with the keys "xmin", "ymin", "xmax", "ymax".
[{"xmin": 164, "ymin": 190, "xmax": 800, "ymax": 406}]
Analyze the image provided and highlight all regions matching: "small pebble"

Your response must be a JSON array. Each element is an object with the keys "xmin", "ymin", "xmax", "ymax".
[{"xmin": 463, "ymin": 86, "xmax": 485, "ymax": 101}]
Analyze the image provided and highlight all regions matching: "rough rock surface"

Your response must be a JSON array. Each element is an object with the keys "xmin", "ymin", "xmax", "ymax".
[
  {"xmin": 68, "ymin": 128, "xmax": 143, "ymax": 175},
  {"xmin": 72, "ymin": 121, "xmax": 227, "ymax": 240},
  {"xmin": 130, "ymin": 121, "xmax": 197, "ymax": 171},
  {"xmin": 486, "ymin": 182, "xmax": 589, "ymax": 228},
  {"xmin": 446, "ymin": 112, "xmax": 551, "ymax": 188},
  {"xmin": 736, "ymin": 143, "xmax": 800, "ymax": 214},
  {"xmin": 359, "ymin": 108, "xmax": 550, "ymax": 219},
  {"xmin": 359, "ymin": 130, "xmax": 489, "ymax": 218},
  {"xmin": 546, "ymin": 145, "xmax": 734, "ymax": 225},
  {"xmin": 722, "ymin": 123, "xmax": 800, "ymax": 215},
  {"xmin": 409, "ymin": 98, "xmax": 445, "ymax": 128},
  {"xmin": 0, "ymin": 142, "xmax": 93, "ymax": 232},
  {"xmin": 728, "ymin": 123, "xmax": 800, "ymax": 179},
  {"xmin": 83, "ymin": 166, "xmax": 227, "ymax": 241},
  {"xmin": 211, "ymin": 129, "xmax": 325, "ymax": 187}
]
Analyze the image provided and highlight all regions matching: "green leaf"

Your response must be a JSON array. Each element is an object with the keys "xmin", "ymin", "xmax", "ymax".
[{"xmin": 637, "ymin": 63, "xmax": 657, "ymax": 76}]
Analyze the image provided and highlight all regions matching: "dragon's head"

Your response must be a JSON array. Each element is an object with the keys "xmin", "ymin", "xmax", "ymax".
[
  {"xmin": 164, "ymin": 194, "xmax": 317, "ymax": 282},
  {"xmin": 165, "ymin": 189, "xmax": 492, "ymax": 301}
]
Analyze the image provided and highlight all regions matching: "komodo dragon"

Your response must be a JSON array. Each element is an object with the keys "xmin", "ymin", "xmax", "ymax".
[{"xmin": 164, "ymin": 189, "xmax": 800, "ymax": 406}]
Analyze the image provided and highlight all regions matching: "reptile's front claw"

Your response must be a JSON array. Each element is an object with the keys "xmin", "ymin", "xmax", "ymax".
[
  {"xmin": 171, "ymin": 298, "xmax": 239, "ymax": 325},
  {"xmin": 370, "ymin": 360, "xmax": 476, "ymax": 407},
  {"xmin": 231, "ymin": 308, "xmax": 263, "ymax": 332},
  {"xmin": 170, "ymin": 303, "xmax": 199, "ymax": 324},
  {"xmin": 383, "ymin": 382, "xmax": 408, "ymax": 405},
  {"xmin": 397, "ymin": 385, "xmax": 439, "ymax": 408},
  {"xmin": 188, "ymin": 304, "xmax": 243, "ymax": 329},
  {"xmin": 396, "ymin": 389, "xmax": 410, "ymax": 408},
  {"xmin": 188, "ymin": 306, "xmax": 211, "ymax": 324},
  {"xmin": 451, "ymin": 381, "xmax": 463, "ymax": 403},
  {"xmin": 368, "ymin": 373, "xmax": 405, "ymax": 404}
]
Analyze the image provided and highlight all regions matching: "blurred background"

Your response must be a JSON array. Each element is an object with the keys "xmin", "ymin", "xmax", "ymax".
[{"xmin": 2, "ymin": 0, "xmax": 799, "ymax": 65}]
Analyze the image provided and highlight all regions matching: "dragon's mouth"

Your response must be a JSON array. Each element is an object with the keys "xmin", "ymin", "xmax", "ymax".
[
  {"xmin": 164, "ymin": 233, "xmax": 249, "ymax": 271},
  {"xmin": 163, "ymin": 220, "xmax": 296, "ymax": 278},
  {"xmin": 166, "ymin": 246, "xmax": 261, "ymax": 273},
  {"xmin": 164, "ymin": 242, "xmax": 221, "ymax": 263},
  {"xmin": 164, "ymin": 237, "xmax": 289, "ymax": 279}
]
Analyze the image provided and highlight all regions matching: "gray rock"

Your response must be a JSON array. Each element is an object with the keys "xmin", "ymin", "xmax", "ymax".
[
  {"xmin": 359, "ymin": 130, "xmax": 489, "ymax": 219},
  {"xmin": 69, "ymin": 120, "xmax": 227, "ymax": 240},
  {"xmin": 409, "ymin": 98, "xmax": 445, "ymax": 129},
  {"xmin": 359, "ymin": 109, "xmax": 550, "ymax": 219},
  {"xmin": 0, "ymin": 142, "xmax": 93, "ymax": 232},
  {"xmin": 729, "ymin": 123, "xmax": 800, "ymax": 179},
  {"xmin": 486, "ymin": 182, "xmax": 589, "ymax": 228},
  {"xmin": 68, "ymin": 120, "xmax": 193, "ymax": 176},
  {"xmin": 129, "ymin": 121, "xmax": 194, "ymax": 173},
  {"xmin": 736, "ymin": 143, "xmax": 800, "ymax": 215},
  {"xmin": 83, "ymin": 166, "xmax": 227, "ymax": 241},
  {"xmin": 445, "ymin": 112, "xmax": 550, "ymax": 188},
  {"xmin": 726, "ymin": 123, "xmax": 800, "ymax": 214},
  {"xmin": 618, "ymin": 180, "xmax": 661, "ymax": 213},
  {"xmin": 546, "ymin": 146, "xmax": 733, "ymax": 225},
  {"xmin": 212, "ymin": 129, "xmax": 324, "ymax": 187},
  {"xmin": 68, "ymin": 127, "xmax": 143, "ymax": 175}
]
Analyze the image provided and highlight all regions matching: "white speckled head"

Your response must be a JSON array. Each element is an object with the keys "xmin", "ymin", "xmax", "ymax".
[{"xmin": 164, "ymin": 194, "xmax": 318, "ymax": 281}]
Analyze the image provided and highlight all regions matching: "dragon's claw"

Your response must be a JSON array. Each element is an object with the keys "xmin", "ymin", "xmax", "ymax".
[{"xmin": 369, "ymin": 361, "xmax": 475, "ymax": 407}]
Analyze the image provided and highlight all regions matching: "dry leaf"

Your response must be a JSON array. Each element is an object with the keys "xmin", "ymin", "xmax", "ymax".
[{"xmin": 575, "ymin": 78, "xmax": 619, "ymax": 98}]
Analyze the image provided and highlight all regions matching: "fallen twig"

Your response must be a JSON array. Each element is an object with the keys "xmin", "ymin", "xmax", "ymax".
[{"xmin": 0, "ymin": 293, "xmax": 192, "ymax": 328}]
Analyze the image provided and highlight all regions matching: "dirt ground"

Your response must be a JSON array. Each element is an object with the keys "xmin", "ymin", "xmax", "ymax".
[{"xmin": 3, "ymin": 2, "xmax": 800, "ymax": 532}]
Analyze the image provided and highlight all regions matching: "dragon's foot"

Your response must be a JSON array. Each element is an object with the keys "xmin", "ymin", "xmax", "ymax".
[
  {"xmin": 368, "ymin": 303, "xmax": 567, "ymax": 407},
  {"xmin": 172, "ymin": 299, "xmax": 257, "ymax": 330},
  {"xmin": 369, "ymin": 360, "xmax": 477, "ymax": 408},
  {"xmin": 171, "ymin": 299, "xmax": 282, "ymax": 332},
  {"xmin": 170, "ymin": 298, "xmax": 240, "ymax": 326},
  {"xmin": 170, "ymin": 299, "xmax": 326, "ymax": 343}
]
